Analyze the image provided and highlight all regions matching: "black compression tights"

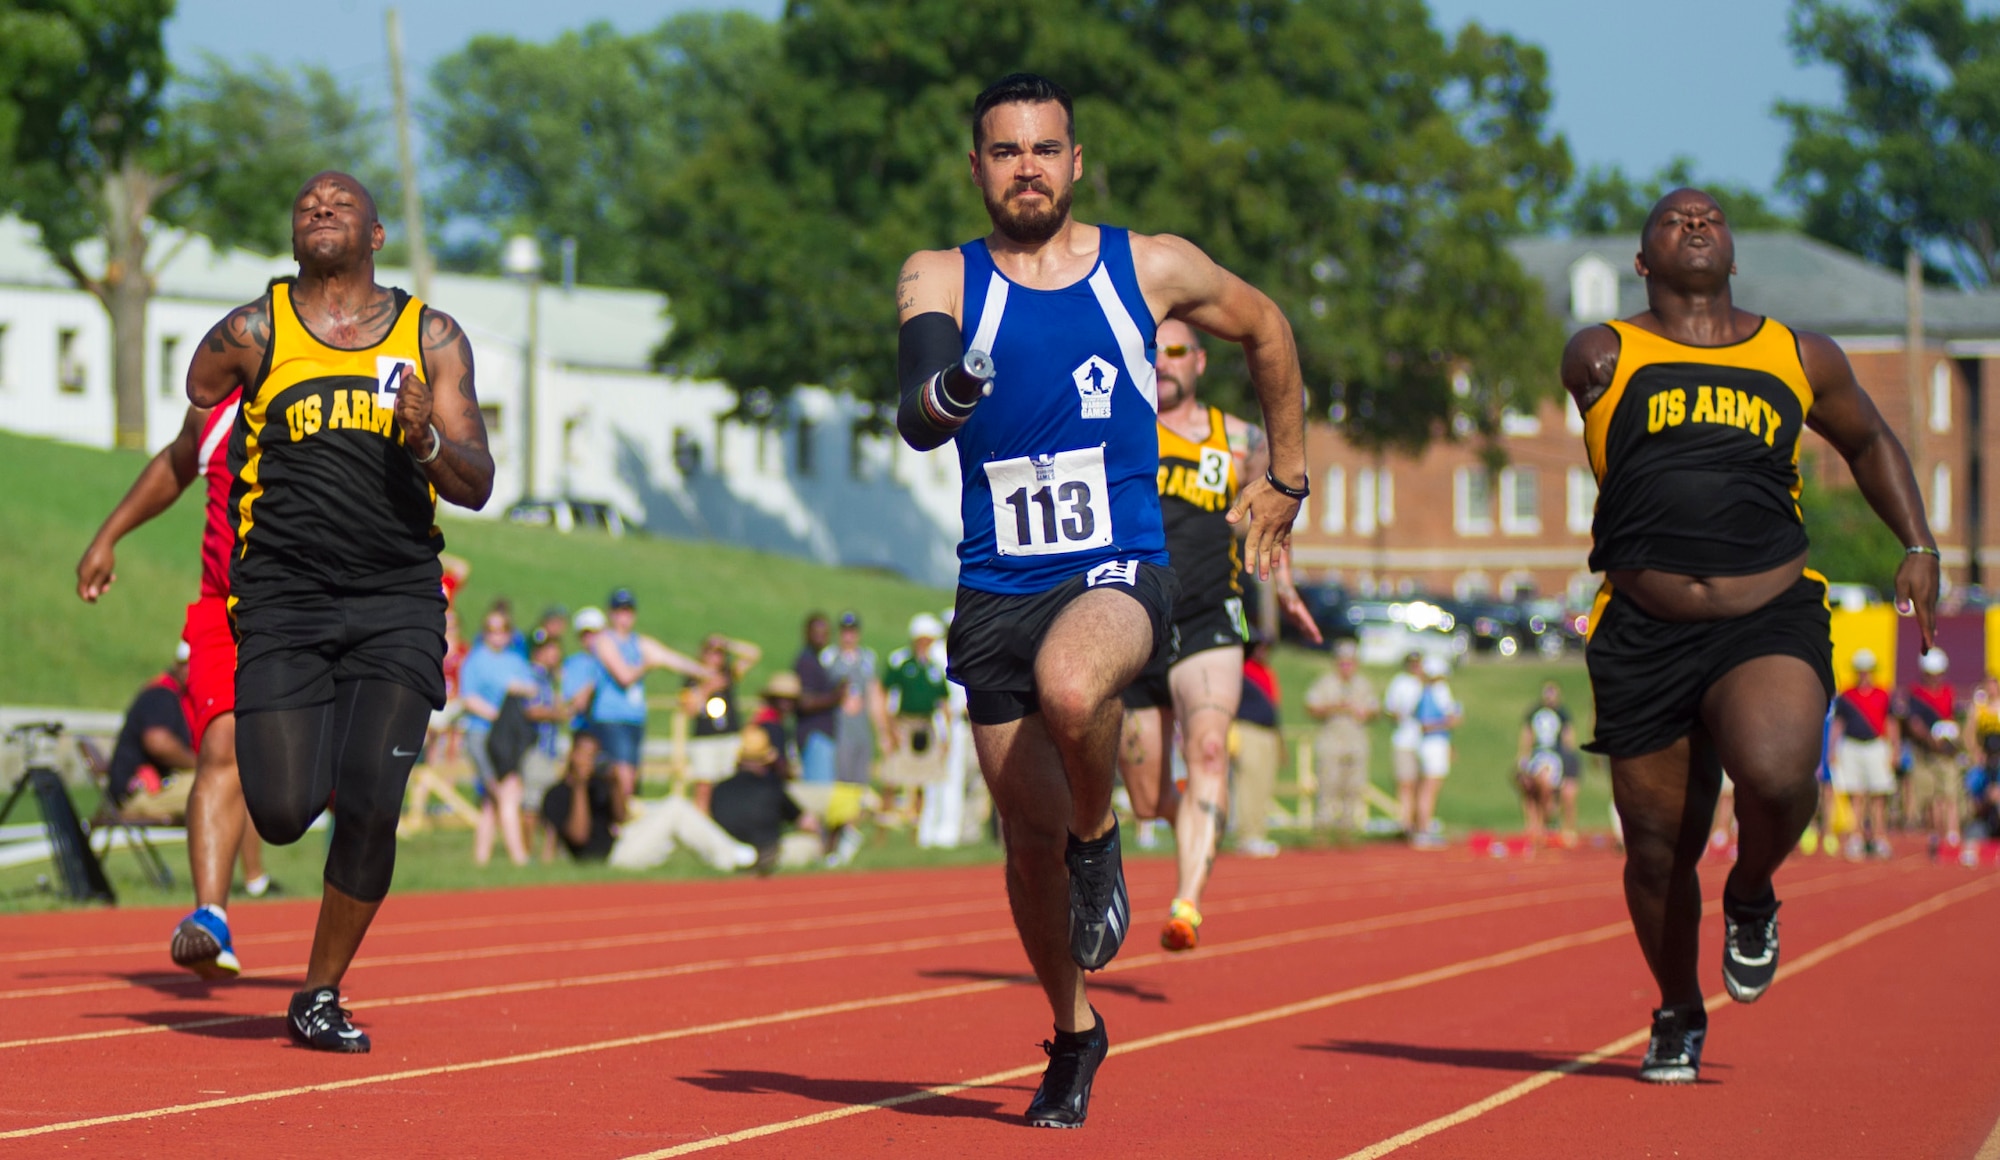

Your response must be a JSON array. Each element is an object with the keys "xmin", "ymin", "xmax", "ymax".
[{"xmin": 235, "ymin": 679, "xmax": 432, "ymax": 903}]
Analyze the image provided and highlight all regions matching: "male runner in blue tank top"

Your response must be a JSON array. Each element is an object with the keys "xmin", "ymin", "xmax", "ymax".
[
  {"xmin": 1563, "ymin": 188, "xmax": 1937, "ymax": 1084},
  {"xmin": 896, "ymin": 74, "xmax": 1309, "ymax": 1128}
]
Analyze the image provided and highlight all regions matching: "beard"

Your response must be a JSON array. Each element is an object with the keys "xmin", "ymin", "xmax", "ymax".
[
  {"xmin": 985, "ymin": 180, "xmax": 1072, "ymax": 245},
  {"xmin": 1155, "ymin": 369, "xmax": 1193, "ymax": 410}
]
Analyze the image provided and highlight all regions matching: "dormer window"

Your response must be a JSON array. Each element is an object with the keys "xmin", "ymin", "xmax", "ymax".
[{"xmin": 1569, "ymin": 254, "xmax": 1619, "ymax": 322}]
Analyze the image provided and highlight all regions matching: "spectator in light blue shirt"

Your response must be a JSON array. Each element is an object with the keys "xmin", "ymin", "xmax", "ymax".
[
  {"xmin": 460, "ymin": 606, "xmax": 541, "ymax": 866},
  {"xmin": 586, "ymin": 588, "xmax": 716, "ymax": 823}
]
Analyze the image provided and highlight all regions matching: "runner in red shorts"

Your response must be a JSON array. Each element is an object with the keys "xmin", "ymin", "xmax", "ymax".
[{"xmin": 79, "ymin": 391, "xmax": 278, "ymax": 977}]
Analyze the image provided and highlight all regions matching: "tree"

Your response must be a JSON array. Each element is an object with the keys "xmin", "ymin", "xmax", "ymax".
[
  {"xmin": 424, "ymin": 14, "xmax": 775, "ymax": 284},
  {"xmin": 0, "ymin": 5, "xmax": 382, "ymax": 449},
  {"xmin": 643, "ymin": 0, "xmax": 1572, "ymax": 451},
  {"xmin": 1780, "ymin": 0, "xmax": 2000, "ymax": 286},
  {"xmin": 1559, "ymin": 157, "xmax": 1793, "ymax": 236}
]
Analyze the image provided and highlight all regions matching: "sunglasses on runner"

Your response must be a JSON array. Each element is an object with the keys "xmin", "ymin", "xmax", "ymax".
[{"xmin": 1158, "ymin": 344, "xmax": 1192, "ymax": 358}]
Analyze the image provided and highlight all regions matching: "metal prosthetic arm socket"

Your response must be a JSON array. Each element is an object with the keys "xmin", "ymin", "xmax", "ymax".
[{"xmin": 897, "ymin": 310, "xmax": 995, "ymax": 452}]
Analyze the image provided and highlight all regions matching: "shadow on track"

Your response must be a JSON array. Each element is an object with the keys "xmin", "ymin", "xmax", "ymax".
[
  {"xmin": 107, "ymin": 971, "xmax": 298, "ymax": 999},
  {"xmin": 101, "ymin": 1010, "xmax": 282, "ymax": 1041},
  {"xmin": 677, "ymin": 1069, "xmax": 1020, "ymax": 1123},
  {"xmin": 916, "ymin": 967, "xmax": 1169, "ymax": 1003},
  {"xmin": 1304, "ymin": 1039, "xmax": 1731, "ymax": 1083}
]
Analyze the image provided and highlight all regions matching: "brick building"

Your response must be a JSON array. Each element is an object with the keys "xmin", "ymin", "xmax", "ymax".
[{"xmin": 1288, "ymin": 232, "xmax": 2000, "ymax": 606}]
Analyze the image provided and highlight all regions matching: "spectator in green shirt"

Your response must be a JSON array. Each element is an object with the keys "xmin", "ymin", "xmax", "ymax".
[{"xmin": 880, "ymin": 613, "xmax": 952, "ymax": 814}]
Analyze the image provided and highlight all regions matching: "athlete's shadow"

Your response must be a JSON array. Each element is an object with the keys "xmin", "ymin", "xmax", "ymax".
[
  {"xmin": 106, "ymin": 970, "xmax": 297, "ymax": 1000},
  {"xmin": 1306, "ymin": 1039, "xmax": 1729, "ymax": 1083},
  {"xmin": 102, "ymin": 1009, "xmax": 284, "ymax": 1040},
  {"xmin": 916, "ymin": 967, "xmax": 1169, "ymax": 1004},
  {"xmin": 677, "ymin": 1069, "xmax": 1019, "ymax": 1123}
]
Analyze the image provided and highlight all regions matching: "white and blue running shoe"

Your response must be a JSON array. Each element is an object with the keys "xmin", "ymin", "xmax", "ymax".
[{"xmin": 170, "ymin": 905, "xmax": 241, "ymax": 980}]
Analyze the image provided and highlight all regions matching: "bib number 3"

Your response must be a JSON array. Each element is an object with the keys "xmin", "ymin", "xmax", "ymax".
[{"xmin": 987, "ymin": 447, "xmax": 1114, "ymax": 557}]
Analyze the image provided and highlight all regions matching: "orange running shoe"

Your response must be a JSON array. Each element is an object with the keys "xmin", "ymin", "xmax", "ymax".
[{"xmin": 1160, "ymin": 898, "xmax": 1202, "ymax": 952}]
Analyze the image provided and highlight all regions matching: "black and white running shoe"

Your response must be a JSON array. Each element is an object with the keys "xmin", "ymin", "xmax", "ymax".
[
  {"xmin": 1026, "ymin": 1010, "xmax": 1109, "ymax": 1128},
  {"xmin": 1721, "ymin": 893, "xmax": 1781, "ymax": 1003},
  {"xmin": 1066, "ymin": 826, "xmax": 1130, "ymax": 971},
  {"xmin": 288, "ymin": 987, "xmax": 370, "ymax": 1053},
  {"xmin": 1637, "ymin": 1005, "xmax": 1706, "ymax": 1084}
]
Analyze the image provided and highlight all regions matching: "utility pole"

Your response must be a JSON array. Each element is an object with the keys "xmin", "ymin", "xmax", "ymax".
[
  {"xmin": 1905, "ymin": 251, "xmax": 1927, "ymax": 547},
  {"xmin": 504, "ymin": 236, "xmax": 544, "ymax": 503},
  {"xmin": 387, "ymin": 8, "xmax": 433, "ymax": 302}
]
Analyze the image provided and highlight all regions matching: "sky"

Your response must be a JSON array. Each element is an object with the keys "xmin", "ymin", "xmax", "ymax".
[{"xmin": 165, "ymin": 0, "xmax": 1847, "ymax": 196}]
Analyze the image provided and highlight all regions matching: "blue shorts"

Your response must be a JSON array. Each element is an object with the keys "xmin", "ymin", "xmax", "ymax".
[
  {"xmin": 800, "ymin": 731, "xmax": 836, "ymax": 784},
  {"xmin": 592, "ymin": 720, "xmax": 645, "ymax": 767}
]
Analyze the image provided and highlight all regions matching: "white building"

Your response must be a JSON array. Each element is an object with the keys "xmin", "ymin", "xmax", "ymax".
[{"xmin": 0, "ymin": 217, "xmax": 964, "ymax": 587}]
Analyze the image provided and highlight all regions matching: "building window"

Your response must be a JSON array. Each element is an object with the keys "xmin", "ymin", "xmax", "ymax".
[
  {"xmin": 1377, "ymin": 468, "xmax": 1395, "ymax": 527},
  {"xmin": 1454, "ymin": 466, "xmax": 1494, "ymax": 535},
  {"xmin": 1566, "ymin": 397, "xmax": 1585, "ymax": 435},
  {"xmin": 1321, "ymin": 467, "xmax": 1345, "ymax": 533},
  {"xmin": 1453, "ymin": 570, "xmax": 1493, "ymax": 600},
  {"xmin": 1355, "ymin": 468, "xmax": 1378, "ymax": 536},
  {"xmin": 57, "ymin": 328, "xmax": 84, "ymax": 393},
  {"xmin": 1500, "ymin": 571, "xmax": 1537, "ymax": 601},
  {"xmin": 158, "ymin": 335, "xmax": 179, "ymax": 398},
  {"xmin": 1930, "ymin": 362, "xmax": 1952, "ymax": 433},
  {"xmin": 795, "ymin": 418, "xmax": 816, "ymax": 477},
  {"xmin": 480, "ymin": 404, "xmax": 503, "ymax": 436},
  {"xmin": 1566, "ymin": 467, "xmax": 1597, "ymax": 535},
  {"xmin": 672, "ymin": 427, "xmax": 701, "ymax": 477},
  {"xmin": 1500, "ymin": 409, "xmax": 1541, "ymax": 437},
  {"xmin": 1569, "ymin": 254, "xmax": 1619, "ymax": 322},
  {"xmin": 1499, "ymin": 466, "xmax": 1541, "ymax": 535},
  {"xmin": 1933, "ymin": 462, "xmax": 1953, "ymax": 533}
]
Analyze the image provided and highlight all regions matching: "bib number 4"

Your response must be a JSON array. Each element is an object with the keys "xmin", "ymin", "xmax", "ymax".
[{"xmin": 986, "ymin": 447, "xmax": 1114, "ymax": 557}]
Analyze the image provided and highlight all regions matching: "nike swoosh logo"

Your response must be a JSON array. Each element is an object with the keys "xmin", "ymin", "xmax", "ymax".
[{"xmin": 392, "ymin": 747, "xmax": 418, "ymax": 757}]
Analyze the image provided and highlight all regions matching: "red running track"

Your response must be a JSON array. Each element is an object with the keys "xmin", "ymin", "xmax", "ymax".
[{"xmin": 0, "ymin": 843, "xmax": 1995, "ymax": 1158}]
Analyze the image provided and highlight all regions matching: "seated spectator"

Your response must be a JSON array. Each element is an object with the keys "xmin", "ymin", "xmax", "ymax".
[
  {"xmin": 710, "ymin": 725, "xmax": 814, "ymax": 875},
  {"xmin": 753, "ymin": 671, "xmax": 802, "ymax": 778},
  {"xmin": 107, "ymin": 643, "xmax": 198, "ymax": 822},
  {"xmin": 542, "ymin": 757, "xmax": 617, "ymax": 862}
]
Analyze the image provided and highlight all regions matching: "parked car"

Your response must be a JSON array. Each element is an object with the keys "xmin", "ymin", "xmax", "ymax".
[
  {"xmin": 504, "ymin": 498, "xmax": 627, "ymax": 536},
  {"xmin": 1282, "ymin": 583, "xmax": 1354, "ymax": 650},
  {"xmin": 1343, "ymin": 599, "xmax": 1468, "ymax": 665},
  {"xmin": 1445, "ymin": 598, "xmax": 1571, "ymax": 659}
]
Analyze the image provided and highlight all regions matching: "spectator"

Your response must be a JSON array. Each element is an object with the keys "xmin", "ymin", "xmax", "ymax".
[
  {"xmin": 918, "ymin": 609, "xmax": 976, "ymax": 849},
  {"xmin": 1232, "ymin": 631, "xmax": 1284, "ymax": 858},
  {"xmin": 536, "ymin": 604, "xmax": 570, "ymax": 647},
  {"xmin": 1966, "ymin": 682, "xmax": 2000, "ymax": 844},
  {"xmin": 106, "ymin": 643, "xmax": 199, "ymax": 822},
  {"xmin": 794, "ymin": 613, "xmax": 841, "ymax": 785},
  {"xmin": 1409, "ymin": 655, "xmax": 1461, "ymax": 850},
  {"xmin": 1899, "ymin": 648, "xmax": 1963, "ymax": 855},
  {"xmin": 559, "ymin": 608, "xmax": 608, "ymax": 823},
  {"xmin": 606, "ymin": 788, "xmax": 758, "ymax": 874},
  {"xmin": 541, "ymin": 751, "xmax": 616, "ymax": 862},
  {"xmin": 710, "ymin": 725, "xmax": 812, "ymax": 875},
  {"xmin": 587, "ymin": 588, "xmax": 715, "ymax": 821},
  {"xmin": 1382, "ymin": 652, "xmax": 1426, "ymax": 835},
  {"xmin": 881, "ymin": 613, "xmax": 951, "ymax": 821},
  {"xmin": 459, "ymin": 607, "xmax": 540, "ymax": 867},
  {"xmin": 681, "ymin": 634, "xmax": 764, "ymax": 790},
  {"xmin": 753, "ymin": 671, "xmax": 802, "ymax": 778},
  {"xmin": 1517, "ymin": 681, "xmax": 1582, "ymax": 847},
  {"xmin": 820, "ymin": 611, "xmax": 888, "ymax": 866},
  {"xmin": 519, "ymin": 629, "xmax": 569, "ymax": 835},
  {"xmin": 1831, "ymin": 648, "xmax": 1897, "ymax": 860},
  {"xmin": 1303, "ymin": 639, "xmax": 1376, "ymax": 831}
]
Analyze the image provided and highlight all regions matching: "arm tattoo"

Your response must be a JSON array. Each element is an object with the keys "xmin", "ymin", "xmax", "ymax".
[
  {"xmin": 205, "ymin": 296, "xmax": 271, "ymax": 355},
  {"xmin": 422, "ymin": 309, "xmax": 467, "ymax": 352},
  {"xmin": 897, "ymin": 269, "xmax": 920, "ymax": 314}
]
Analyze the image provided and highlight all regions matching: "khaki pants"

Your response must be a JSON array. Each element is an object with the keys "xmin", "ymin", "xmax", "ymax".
[
  {"xmin": 120, "ymin": 774, "xmax": 194, "ymax": 823},
  {"xmin": 1314, "ymin": 729, "xmax": 1369, "ymax": 829},
  {"xmin": 1232, "ymin": 723, "xmax": 1282, "ymax": 843}
]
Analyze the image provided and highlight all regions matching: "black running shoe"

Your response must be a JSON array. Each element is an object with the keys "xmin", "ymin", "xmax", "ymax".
[
  {"xmin": 1026, "ymin": 1010, "xmax": 1109, "ymax": 1128},
  {"xmin": 288, "ymin": 987, "xmax": 370, "ymax": 1053},
  {"xmin": 1066, "ymin": 827, "xmax": 1131, "ymax": 971},
  {"xmin": 1637, "ymin": 1005, "xmax": 1706, "ymax": 1084},
  {"xmin": 1721, "ymin": 893, "xmax": 1781, "ymax": 1003}
]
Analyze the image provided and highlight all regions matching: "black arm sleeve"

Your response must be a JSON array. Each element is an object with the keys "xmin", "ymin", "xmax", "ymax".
[{"xmin": 897, "ymin": 312, "xmax": 971, "ymax": 452}]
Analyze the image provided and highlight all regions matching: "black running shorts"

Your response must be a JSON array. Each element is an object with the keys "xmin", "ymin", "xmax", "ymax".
[
  {"xmin": 233, "ymin": 587, "xmax": 449, "ymax": 714},
  {"xmin": 1121, "ymin": 597, "xmax": 1244, "ymax": 710},
  {"xmin": 948, "ymin": 560, "xmax": 1179, "ymax": 726},
  {"xmin": 1584, "ymin": 574, "xmax": 1833, "ymax": 759}
]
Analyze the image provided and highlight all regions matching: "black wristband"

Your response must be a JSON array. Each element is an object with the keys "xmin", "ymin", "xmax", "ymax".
[{"xmin": 1265, "ymin": 468, "xmax": 1310, "ymax": 500}]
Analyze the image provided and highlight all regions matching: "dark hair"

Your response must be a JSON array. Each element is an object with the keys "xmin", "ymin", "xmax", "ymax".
[{"xmin": 972, "ymin": 73, "xmax": 1074, "ymax": 150}]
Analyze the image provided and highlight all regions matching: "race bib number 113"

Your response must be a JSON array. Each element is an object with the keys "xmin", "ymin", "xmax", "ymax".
[{"xmin": 985, "ymin": 447, "xmax": 1114, "ymax": 557}]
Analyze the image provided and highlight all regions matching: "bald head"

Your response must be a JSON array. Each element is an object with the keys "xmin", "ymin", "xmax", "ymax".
[
  {"xmin": 295, "ymin": 171, "xmax": 378, "ymax": 223},
  {"xmin": 1635, "ymin": 186, "xmax": 1733, "ymax": 291},
  {"xmin": 1642, "ymin": 187, "xmax": 1720, "ymax": 239}
]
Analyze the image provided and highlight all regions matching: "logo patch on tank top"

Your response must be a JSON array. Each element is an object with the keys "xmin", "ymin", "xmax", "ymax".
[{"xmin": 1073, "ymin": 355, "xmax": 1117, "ymax": 419}]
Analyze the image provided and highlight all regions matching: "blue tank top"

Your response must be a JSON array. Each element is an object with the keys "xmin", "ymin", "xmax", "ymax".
[
  {"xmin": 591, "ymin": 633, "xmax": 648, "ymax": 724},
  {"xmin": 952, "ymin": 227, "xmax": 1167, "ymax": 594}
]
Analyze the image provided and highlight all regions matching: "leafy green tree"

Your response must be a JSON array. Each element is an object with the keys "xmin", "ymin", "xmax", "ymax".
[
  {"xmin": 1803, "ymin": 476, "xmax": 1906, "ymax": 587},
  {"xmin": 1780, "ymin": 0, "xmax": 2000, "ymax": 286},
  {"xmin": 424, "ymin": 13, "xmax": 775, "ymax": 284},
  {"xmin": 644, "ymin": 0, "xmax": 1572, "ymax": 450},
  {"xmin": 1559, "ymin": 157, "xmax": 1793, "ymax": 236}
]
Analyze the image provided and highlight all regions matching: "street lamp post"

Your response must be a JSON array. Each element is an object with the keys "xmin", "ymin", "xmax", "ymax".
[{"xmin": 502, "ymin": 234, "xmax": 543, "ymax": 504}]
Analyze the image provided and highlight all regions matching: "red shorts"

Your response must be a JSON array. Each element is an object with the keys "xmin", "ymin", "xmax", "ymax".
[{"xmin": 183, "ymin": 596, "xmax": 236, "ymax": 745}]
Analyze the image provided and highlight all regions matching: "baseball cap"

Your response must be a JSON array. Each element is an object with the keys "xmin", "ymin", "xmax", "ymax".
[
  {"xmin": 1921, "ymin": 648, "xmax": 1950, "ymax": 675},
  {"xmin": 539, "ymin": 603, "xmax": 569, "ymax": 623},
  {"xmin": 1850, "ymin": 648, "xmax": 1877, "ymax": 673},
  {"xmin": 1421, "ymin": 654, "xmax": 1450, "ymax": 678},
  {"xmin": 762, "ymin": 671, "xmax": 803, "ymax": 699},
  {"xmin": 909, "ymin": 612, "xmax": 945, "ymax": 640},
  {"xmin": 573, "ymin": 606, "xmax": 608, "ymax": 633},
  {"xmin": 607, "ymin": 588, "xmax": 637, "ymax": 611},
  {"xmin": 838, "ymin": 610, "xmax": 861, "ymax": 630}
]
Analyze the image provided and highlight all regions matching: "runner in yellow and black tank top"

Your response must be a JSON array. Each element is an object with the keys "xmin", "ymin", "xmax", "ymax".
[
  {"xmin": 1156, "ymin": 404, "xmax": 1244, "ymax": 631},
  {"xmin": 1584, "ymin": 318, "xmax": 1813, "ymax": 578},
  {"xmin": 228, "ymin": 279, "xmax": 444, "ymax": 602}
]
